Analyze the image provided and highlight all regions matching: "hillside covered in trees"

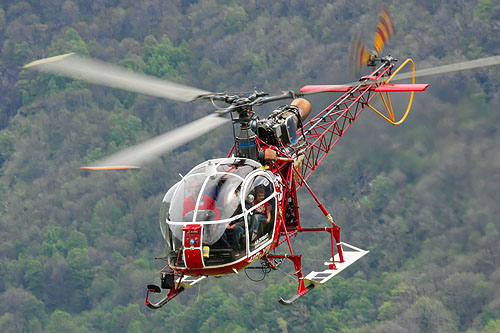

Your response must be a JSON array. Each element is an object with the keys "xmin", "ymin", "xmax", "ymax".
[{"xmin": 0, "ymin": 0, "xmax": 499, "ymax": 332}]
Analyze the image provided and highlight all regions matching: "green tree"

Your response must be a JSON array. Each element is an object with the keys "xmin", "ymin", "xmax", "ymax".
[
  {"xmin": 369, "ymin": 175, "xmax": 395, "ymax": 209},
  {"xmin": 45, "ymin": 310, "xmax": 87, "ymax": 333},
  {"xmin": 144, "ymin": 36, "xmax": 189, "ymax": 79},
  {"xmin": 442, "ymin": 272, "xmax": 490, "ymax": 329},
  {"xmin": 40, "ymin": 226, "xmax": 66, "ymax": 256},
  {"xmin": 0, "ymin": 129, "xmax": 16, "ymax": 167},
  {"xmin": 50, "ymin": 27, "xmax": 89, "ymax": 55},
  {"xmin": 105, "ymin": 304, "xmax": 146, "ymax": 332},
  {"xmin": 65, "ymin": 248, "xmax": 92, "ymax": 311},
  {"xmin": 474, "ymin": 0, "xmax": 498, "ymax": 21},
  {"xmin": 13, "ymin": 42, "xmax": 33, "ymax": 65},
  {"xmin": 88, "ymin": 276, "xmax": 115, "ymax": 306},
  {"xmin": 66, "ymin": 248, "xmax": 92, "ymax": 290},
  {"xmin": 224, "ymin": 6, "xmax": 249, "ymax": 34},
  {"xmin": 21, "ymin": 295, "xmax": 46, "ymax": 332},
  {"xmin": 91, "ymin": 195, "xmax": 127, "ymax": 236},
  {"xmin": 128, "ymin": 320, "xmax": 144, "ymax": 333},
  {"xmin": 65, "ymin": 229, "xmax": 88, "ymax": 251},
  {"xmin": 485, "ymin": 318, "xmax": 500, "ymax": 333},
  {"xmin": 23, "ymin": 257, "xmax": 43, "ymax": 295},
  {"xmin": 109, "ymin": 114, "xmax": 142, "ymax": 148},
  {"xmin": 401, "ymin": 296, "xmax": 458, "ymax": 332},
  {"xmin": 0, "ymin": 313, "xmax": 20, "ymax": 332}
]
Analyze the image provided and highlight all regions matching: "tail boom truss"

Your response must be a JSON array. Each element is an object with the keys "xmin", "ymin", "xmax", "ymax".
[{"xmin": 295, "ymin": 60, "xmax": 427, "ymax": 188}]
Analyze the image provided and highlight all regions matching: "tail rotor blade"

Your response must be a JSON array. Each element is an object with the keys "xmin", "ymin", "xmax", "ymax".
[
  {"xmin": 390, "ymin": 55, "xmax": 500, "ymax": 81},
  {"xmin": 351, "ymin": 8, "xmax": 394, "ymax": 74},
  {"xmin": 24, "ymin": 53, "xmax": 212, "ymax": 102},
  {"xmin": 374, "ymin": 8, "xmax": 395, "ymax": 55},
  {"xmin": 82, "ymin": 114, "xmax": 230, "ymax": 170},
  {"xmin": 351, "ymin": 34, "xmax": 370, "ymax": 74}
]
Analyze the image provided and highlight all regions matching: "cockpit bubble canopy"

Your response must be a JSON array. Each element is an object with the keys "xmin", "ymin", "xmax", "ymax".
[{"xmin": 159, "ymin": 158, "xmax": 261, "ymax": 245}]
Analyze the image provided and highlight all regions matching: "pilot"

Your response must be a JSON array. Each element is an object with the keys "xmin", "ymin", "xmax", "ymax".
[
  {"xmin": 182, "ymin": 179, "xmax": 219, "ymax": 219},
  {"xmin": 250, "ymin": 187, "xmax": 271, "ymax": 241}
]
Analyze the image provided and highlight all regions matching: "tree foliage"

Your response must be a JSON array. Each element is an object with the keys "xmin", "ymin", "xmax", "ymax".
[{"xmin": 0, "ymin": 0, "xmax": 499, "ymax": 332}]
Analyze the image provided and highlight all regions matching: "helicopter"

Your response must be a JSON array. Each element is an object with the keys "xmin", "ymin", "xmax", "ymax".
[{"xmin": 24, "ymin": 9, "xmax": 500, "ymax": 308}]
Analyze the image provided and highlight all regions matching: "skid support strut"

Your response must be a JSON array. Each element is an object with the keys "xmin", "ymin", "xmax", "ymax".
[
  {"xmin": 267, "ymin": 254, "xmax": 315, "ymax": 305},
  {"xmin": 292, "ymin": 164, "xmax": 345, "ymax": 268}
]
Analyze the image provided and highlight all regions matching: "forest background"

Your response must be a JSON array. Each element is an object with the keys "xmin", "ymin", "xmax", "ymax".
[{"xmin": 0, "ymin": 0, "xmax": 499, "ymax": 332}]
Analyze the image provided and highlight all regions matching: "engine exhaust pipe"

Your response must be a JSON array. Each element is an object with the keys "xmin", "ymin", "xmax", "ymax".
[{"xmin": 291, "ymin": 98, "xmax": 311, "ymax": 122}]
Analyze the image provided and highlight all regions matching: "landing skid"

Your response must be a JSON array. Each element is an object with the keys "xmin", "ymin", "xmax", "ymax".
[
  {"xmin": 269, "ymin": 242, "xmax": 368, "ymax": 305},
  {"xmin": 278, "ymin": 284, "xmax": 315, "ymax": 305},
  {"xmin": 145, "ymin": 285, "xmax": 185, "ymax": 309},
  {"xmin": 304, "ymin": 242, "xmax": 369, "ymax": 286},
  {"xmin": 145, "ymin": 275, "xmax": 206, "ymax": 309}
]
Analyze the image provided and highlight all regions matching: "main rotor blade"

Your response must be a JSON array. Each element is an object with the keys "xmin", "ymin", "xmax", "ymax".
[
  {"xmin": 391, "ymin": 55, "xmax": 500, "ymax": 81},
  {"xmin": 82, "ymin": 114, "xmax": 230, "ymax": 170},
  {"xmin": 24, "ymin": 53, "xmax": 211, "ymax": 102}
]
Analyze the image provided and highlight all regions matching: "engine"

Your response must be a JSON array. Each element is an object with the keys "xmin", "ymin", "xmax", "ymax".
[{"xmin": 253, "ymin": 98, "xmax": 311, "ymax": 146}]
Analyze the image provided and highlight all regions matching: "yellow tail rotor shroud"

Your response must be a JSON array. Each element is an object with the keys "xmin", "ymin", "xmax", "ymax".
[{"xmin": 367, "ymin": 58, "xmax": 418, "ymax": 125}]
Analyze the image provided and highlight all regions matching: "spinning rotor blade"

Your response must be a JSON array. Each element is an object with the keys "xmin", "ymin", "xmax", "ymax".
[
  {"xmin": 82, "ymin": 114, "xmax": 230, "ymax": 170},
  {"xmin": 350, "ymin": 8, "xmax": 395, "ymax": 73},
  {"xmin": 373, "ymin": 8, "xmax": 394, "ymax": 55},
  {"xmin": 350, "ymin": 35, "xmax": 370, "ymax": 74},
  {"xmin": 391, "ymin": 55, "xmax": 500, "ymax": 81},
  {"xmin": 24, "ymin": 53, "xmax": 211, "ymax": 102}
]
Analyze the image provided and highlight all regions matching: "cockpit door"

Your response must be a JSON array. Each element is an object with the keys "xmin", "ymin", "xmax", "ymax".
[{"xmin": 242, "ymin": 171, "xmax": 277, "ymax": 253}]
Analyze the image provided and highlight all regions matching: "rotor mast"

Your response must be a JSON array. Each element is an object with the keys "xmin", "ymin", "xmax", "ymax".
[{"xmin": 211, "ymin": 90, "xmax": 298, "ymax": 161}]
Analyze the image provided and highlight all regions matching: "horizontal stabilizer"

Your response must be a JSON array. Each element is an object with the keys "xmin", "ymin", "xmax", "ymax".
[
  {"xmin": 300, "ymin": 83, "xmax": 429, "ymax": 94},
  {"xmin": 373, "ymin": 84, "xmax": 429, "ymax": 92},
  {"xmin": 304, "ymin": 242, "xmax": 369, "ymax": 286}
]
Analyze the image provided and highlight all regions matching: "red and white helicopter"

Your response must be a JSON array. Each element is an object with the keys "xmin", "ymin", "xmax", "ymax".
[{"xmin": 25, "ymin": 9, "xmax": 500, "ymax": 308}]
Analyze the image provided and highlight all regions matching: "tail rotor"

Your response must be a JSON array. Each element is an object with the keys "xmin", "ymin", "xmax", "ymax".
[{"xmin": 351, "ymin": 8, "xmax": 395, "ymax": 73}]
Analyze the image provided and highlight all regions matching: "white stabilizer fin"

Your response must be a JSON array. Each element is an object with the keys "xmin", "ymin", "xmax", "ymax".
[
  {"xmin": 304, "ymin": 242, "xmax": 369, "ymax": 286},
  {"xmin": 176, "ymin": 275, "xmax": 206, "ymax": 289}
]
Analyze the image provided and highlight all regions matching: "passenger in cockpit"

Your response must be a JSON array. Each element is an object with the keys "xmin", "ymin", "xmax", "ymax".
[{"xmin": 250, "ymin": 187, "xmax": 271, "ymax": 241}]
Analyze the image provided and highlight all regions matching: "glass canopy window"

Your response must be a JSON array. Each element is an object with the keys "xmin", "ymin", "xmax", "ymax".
[{"xmin": 160, "ymin": 158, "xmax": 261, "ymax": 247}]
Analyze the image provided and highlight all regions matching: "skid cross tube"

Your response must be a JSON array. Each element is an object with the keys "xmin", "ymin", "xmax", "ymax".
[{"xmin": 298, "ymin": 227, "xmax": 344, "ymax": 269}]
